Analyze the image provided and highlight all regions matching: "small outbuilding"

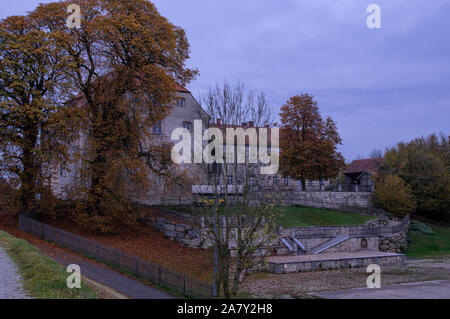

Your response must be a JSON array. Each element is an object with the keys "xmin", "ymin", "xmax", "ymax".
[{"xmin": 343, "ymin": 158, "xmax": 384, "ymax": 192}]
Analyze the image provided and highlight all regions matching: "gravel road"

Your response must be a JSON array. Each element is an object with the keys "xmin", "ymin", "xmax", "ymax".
[{"xmin": 0, "ymin": 247, "xmax": 29, "ymax": 299}]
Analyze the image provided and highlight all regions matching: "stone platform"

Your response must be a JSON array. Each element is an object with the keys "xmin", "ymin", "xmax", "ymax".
[{"xmin": 267, "ymin": 251, "xmax": 405, "ymax": 273}]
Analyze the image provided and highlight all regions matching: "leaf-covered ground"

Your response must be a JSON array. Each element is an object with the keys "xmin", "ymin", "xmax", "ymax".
[{"xmin": 39, "ymin": 213, "xmax": 214, "ymax": 282}]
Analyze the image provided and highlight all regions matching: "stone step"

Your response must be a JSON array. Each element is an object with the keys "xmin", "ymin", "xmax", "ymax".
[
  {"xmin": 280, "ymin": 237, "xmax": 295, "ymax": 253},
  {"xmin": 290, "ymin": 236, "xmax": 307, "ymax": 254},
  {"xmin": 267, "ymin": 251, "xmax": 405, "ymax": 273}
]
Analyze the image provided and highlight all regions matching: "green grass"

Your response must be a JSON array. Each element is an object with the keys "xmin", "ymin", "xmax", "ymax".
[
  {"xmin": 276, "ymin": 206, "xmax": 374, "ymax": 227},
  {"xmin": 0, "ymin": 231, "xmax": 97, "ymax": 299},
  {"xmin": 160, "ymin": 205, "xmax": 375, "ymax": 227},
  {"xmin": 406, "ymin": 224, "xmax": 450, "ymax": 258}
]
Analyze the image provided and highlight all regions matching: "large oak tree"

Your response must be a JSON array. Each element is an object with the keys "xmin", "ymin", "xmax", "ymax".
[
  {"xmin": 0, "ymin": 14, "xmax": 76, "ymax": 210},
  {"xmin": 279, "ymin": 94, "xmax": 345, "ymax": 189},
  {"xmin": 1, "ymin": 0, "xmax": 197, "ymax": 231}
]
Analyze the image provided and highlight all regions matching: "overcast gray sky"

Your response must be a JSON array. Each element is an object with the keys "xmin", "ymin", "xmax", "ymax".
[{"xmin": 2, "ymin": 0, "xmax": 449, "ymax": 161}]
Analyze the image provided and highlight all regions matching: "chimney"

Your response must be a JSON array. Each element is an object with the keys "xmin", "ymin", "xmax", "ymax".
[
  {"xmin": 242, "ymin": 122, "xmax": 248, "ymax": 127},
  {"xmin": 249, "ymin": 121, "xmax": 254, "ymax": 127},
  {"xmin": 274, "ymin": 123, "xmax": 278, "ymax": 127}
]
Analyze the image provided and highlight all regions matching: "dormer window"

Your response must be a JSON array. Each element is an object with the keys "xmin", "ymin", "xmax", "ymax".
[
  {"xmin": 152, "ymin": 121, "xmax": 163, "ymax": 134},
  {"xmin": 176, "ymin": 98, "xmax": 186, "ymax": 107}
]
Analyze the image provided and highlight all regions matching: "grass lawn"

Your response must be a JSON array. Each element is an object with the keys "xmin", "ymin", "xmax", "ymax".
[
  {"xmin": 162, "ymin": 205, "xmax": 374, "ymax": 227},
  {"xmin": 276, "ymin": 206, "xmax": 374, "ymax": 227},
  {"xmin": 406, "ymin": 224, "xmax": 450, "ymax": 258},
  {"xmin": 0, "ymin": 230, "xmax": 97, "ymax": 299}
]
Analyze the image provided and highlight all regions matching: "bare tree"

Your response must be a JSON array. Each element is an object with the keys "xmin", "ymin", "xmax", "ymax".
[
  {"xmin": 369, "ymin": 149, "xmax": 383, "ymax": 159},
  {"xmin": 197, "ymin": 81, "xmax": 281, "ymax": 298}
]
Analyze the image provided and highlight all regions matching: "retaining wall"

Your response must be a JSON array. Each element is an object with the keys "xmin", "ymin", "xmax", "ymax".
[{"xmin": 280, "ymin": 191, "xmax": 375, "ymax": 213}]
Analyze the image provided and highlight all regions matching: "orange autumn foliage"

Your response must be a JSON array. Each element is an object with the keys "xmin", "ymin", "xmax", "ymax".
[{"xmin": 279, "ymin": 94, "xmax": 345, "ymax": 188}]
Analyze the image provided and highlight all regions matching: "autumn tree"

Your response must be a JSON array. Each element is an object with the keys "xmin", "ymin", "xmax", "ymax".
[
  {"xmin": 30, "ymin": 0, "xmax": 197, "ymax": 231},
  {"xmin": 279, "ymin": 94, "xmax": 345, "ymax": 190},
  {"xmin": 374, "ymin": 174, "xmax": 416, "ymax": 218},
  {"xmin": 381, "ymin": 133, "xmax": 449, "ymax": 221},
  {"xmin": 0, "ymin": 14, "xmax": 76, "ymax": 211}
]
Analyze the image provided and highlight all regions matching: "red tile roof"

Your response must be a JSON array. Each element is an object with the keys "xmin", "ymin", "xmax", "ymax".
[
  {"xmin": 175, "ymin": 83, "xmax": 190, "ymax": 93},
  {"xmin": 344, "ymin": 158, "xmax": 384, "ymax": 175}
]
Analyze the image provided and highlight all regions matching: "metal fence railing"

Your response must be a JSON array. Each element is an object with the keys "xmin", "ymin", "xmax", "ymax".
[
  {"xmin": 18, "ymin": 212, "xmax": 213, "ymax": 298},
  {"xmin": 290, "ymin": 214, "xmax": 410, "ymax": 239}
]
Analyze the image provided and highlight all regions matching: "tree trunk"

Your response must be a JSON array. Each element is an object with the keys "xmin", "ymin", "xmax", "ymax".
[
  {"xmin": 301, "ymin": 178, "xmax": 306, "ymax": 191},
  {"xmin": 19, "ymin": 125, "xmax": 38, "ymax": 211},
  {"xmin": 87, "ymin": 107, "xmax": 109, "ymax": 215}
]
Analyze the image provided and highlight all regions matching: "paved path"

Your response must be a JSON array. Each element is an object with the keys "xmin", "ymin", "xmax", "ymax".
[
  {"xmin": 0, "ymin": 247, "xmax": 29, "ymax": 299},
  {"xmin": 44, "ymin": 249, "xmax": 174, "ymax": 299},
  {"xmin": 314, "ymin": 279, "xmax": 450, "ymax": 299}
]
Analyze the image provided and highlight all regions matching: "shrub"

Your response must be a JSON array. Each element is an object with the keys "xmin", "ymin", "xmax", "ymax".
[
  {"xmin": 374, "ymin": 174, "xmax": 416, "ymax": 218},
  {"xmin": 410, "ymin": 220, "xmax": 435, "ymax": 235}
]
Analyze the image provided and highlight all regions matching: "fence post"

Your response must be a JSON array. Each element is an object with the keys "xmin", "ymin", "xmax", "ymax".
[
  {"xmin": 158, "ymin": 265, "xmax": 162, "ymax": 285},
  {"xmin": 183, "ymin": 275, "xmax": 186, "ymax": 295},
  {"xmin": 135, "ymin": 257, "xmax": 139, "ymax": 275}
]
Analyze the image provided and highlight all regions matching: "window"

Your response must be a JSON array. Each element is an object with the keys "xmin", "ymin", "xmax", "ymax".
[
  {"xmin": 284, "ymin": 177, "xmax": 289, "ymax": 186},
  {"xmin": 361, "ymin": 238, "xmax": 368, "ymax": 249},
  {"xmin": 183, "ymin": 121, "xmax": 192, "ymax": 132},
  {"xmin": 273, "ymin": 176, "xmax": 278, "ymax": 186},
  {"xmin": 227, "ymin": 175, "xmax": 233, "ymax": 186},
  {"xmin": 176, "ymin": 98, "xmax": 186, "ymax": 107},
  {"xmin": 152, "ymin": 121, "xmax": 163, "ymax": 134},
  {"xmin": 249, "ymin": 177, "xmax": 255, "ymax": 186}
]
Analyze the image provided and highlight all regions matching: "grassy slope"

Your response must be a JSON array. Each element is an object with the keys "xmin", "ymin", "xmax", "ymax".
[
  {"xmin": 406, "ymin": 225, "xmax": 450, "ymax": 258},
  {"xmin": 0, "ymin": 230, "xmax": 97, "ymax": 299},
  {"xmin": 161, "ymin": 205, "xmax": 374, "ymax": 227},
  {"xmin": 277, "ymin": 206, "xmax": 374, "ymax": 227}
]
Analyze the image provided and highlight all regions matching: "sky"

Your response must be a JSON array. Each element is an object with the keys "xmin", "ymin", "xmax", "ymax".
[{"xmin": 2, "ymin": 0, "xmax": 449, "ymax": 161}]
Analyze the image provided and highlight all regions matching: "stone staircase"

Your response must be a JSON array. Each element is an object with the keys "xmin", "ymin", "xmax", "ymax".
[
  {"xmin": 279, "ymin": 236, "xmax": 308, "ymax": 255},
  {"xmin": 310, "ymin": 235, "xmax": 349, "ymax": 254}
]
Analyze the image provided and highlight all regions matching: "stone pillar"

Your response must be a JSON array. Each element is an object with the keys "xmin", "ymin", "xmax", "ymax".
[
  {"xmin": 298, "ymin": 180, "xmax": 303, "ymax": 192},
  {"xmin": 319, "ymin": 180, "xmax": 324, "ymax": 192},
  {"xmin": 337, "ymin": 183, "xmax": 342, "ymax": 192},
  {"xmin": 354, "ymin": 183, "xmax": 359, "ymax": 192}
]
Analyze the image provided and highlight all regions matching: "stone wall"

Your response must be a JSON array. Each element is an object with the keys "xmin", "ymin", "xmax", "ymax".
[
  {"xmin": 152, "ymin": 217, "xmax": 205, "ymax": 249},
  {"xmin": 268, "ymin": 253, "xmax": 405, "ymax": 273},
  {"xmin": 150, "ymin": 210, "xmax": 410, "ymax": 256},
  {"xmin": 281, "ymin": 192, "xmax": 375, "ymax": 214},
  {"xmin": 379, "ymin": 224, "xmax": 409, "ymax": 253}
]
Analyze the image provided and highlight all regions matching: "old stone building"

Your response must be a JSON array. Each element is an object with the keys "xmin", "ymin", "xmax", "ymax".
[
  {"xmin": 51, "ymin": 84, "xmax": 211, "ymax": 204},
  {"xmin": 343, "ymin": 158, "xmax": 384, "ymax": 192},
  {"xmin": 52, "ymin": 84, "xmax": 334, "ymax": 205}
]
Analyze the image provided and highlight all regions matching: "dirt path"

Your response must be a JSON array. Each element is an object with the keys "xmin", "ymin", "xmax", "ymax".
[
  {"xmin": 314, "ymin": 279, "xmax": 450, "ymax": 299},
  {"xmin": 241, "ymin": 256, "xmax": 450, "ymax": 299},
  {"xmin": 37, "ymin": 245, "xmax": 174, "ymax": 299},
  {"xmin": 0, "ymin": 224, "xmax": 174, "ymax": 299},
  {"xmin": 0, "ymin": 247, "xmax": 29, "ymax": 299}
]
